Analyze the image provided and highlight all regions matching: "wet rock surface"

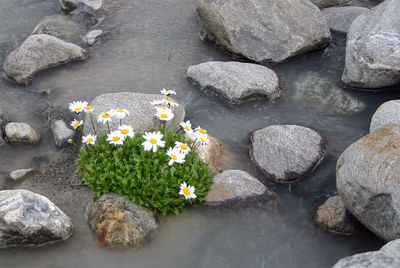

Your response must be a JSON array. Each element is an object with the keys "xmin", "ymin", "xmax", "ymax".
[
  {"xmin": 85, "ymin": 92, "xmax": 185, "ymax": 135},
  {"xmin": 196, "ymin": 0, "xmax": 331, "ymax": 63},
  {"xmin": 310, "ymin": 0, "xmax": 350, "ymax": 8},
  {"xmin": 187, "ymin": 61, "xmax": 280, "ymax": 104},
  {"xmin": 322, "ymin": 6, "xmax": 369, "ymax": 34},
  {"xmin": 3, "ymin": 34, "xmax": 87, "ymax": 85},
  {"xmin": 250, "ymin": 125, "xmax": 325, "ymax": 183},
  {"xmin": 87, "ymin": 193, "xmax": 158, "ymax": 248},
  {"xmin": 51, "ymin": 120, "xmax": 76, "ymax": 148},
  {"xmin": 83, "ymin": 29, "xmax": 103, "ymax": 45},
  {"xmin": 59, "ymin": 0, "xmax": 103, "ymax": 15},
  {"xmin": 5, "ymin": 122, "xmax": 40, "ymax": 144},
  {"xmin": 0, "ymin": 108, "xmax": 8, "ymax": 147},
  {"xmin": 8, "ymin": 168, "xmax": 39, "ymax": 181},
  {"xmin": 370, "ymin": 100, "xmax": 400, "ymax": 133},
  {"xmin": 337, "ymin": 124, "xmax": 400, "ymax": 241},
  {"xmin": 0, "ymin": 189, "xmax": 73, "ymax": 248},
  {"xmin": 341, "ymin": 0, "xmax": 400, "ymax": 88}
]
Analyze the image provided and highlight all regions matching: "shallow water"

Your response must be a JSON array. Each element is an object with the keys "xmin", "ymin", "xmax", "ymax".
[{"xmin": 0, "ymin": 0, "xmax": 396, "ymax": 267}]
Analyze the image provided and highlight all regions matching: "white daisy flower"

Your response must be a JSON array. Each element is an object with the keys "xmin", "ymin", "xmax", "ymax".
[
  {"xmin": 174, "ymin": 141, "xmax": 191, "ymax": 155},
  {"xmin": 155, "ymin": 108, "xmax": 174, "ymax": 121},
  {"xmin": 166, "ymin": 147, "xmax": 186, "ymax": 166},
  {"xmin": 154, "ymin": 105, "xmax": 170, "ymax": 111},
  {"xmin": 111, "ymin": 108, "xmax": 130, "ymax": 119},
  {"xmin": 180, "ymin": 120, "xmax": 193, "ymax": 134},
  {"xmin": 195, "ymin": 126, "xmax": 207, "ymax": 135},
  {"xmin": 141, "ymin": 131, "xmax": 165, "ymax": 152},
  {"xmin": 106, "ymin": 130, "xmax": 125, "ymax": 145},
  {"xmin": 150, "ymin": 99, "xmax": 166, "ymax": 106},
  {"xmin": 179, "ymin": 182, "xmax": 197, "ymax": 200},
  {"xmin": 69, "ymin": 101, "xmax": 88, "ymax": 114},
  {"xmin": 82, "ymin": 134, "xmax": 97, "ymax": 145},
  {"xmin": 118, "ymin": 125, "xmax": 135, "ymax": 138},
  {"xmin": 97, "ymin": 112, "xmax": 112, "ymax": 124},
  {"xmin": 70, "ymin": 119, "xmax": 83, "ymax": 129},
  {"xmin": 161, "ymin": 88, "xmax": 176, "ymax": 96},
  {"xmin": 165, "ymin": 99, "xmax": 179, "ymax": 107},
  {"xmin": 84, "ymin": 105, "xmax": 94, "ymax": 113},
  {"xmin": 197, "ymin": 133, "xmax": 209, "ymax": 145}
]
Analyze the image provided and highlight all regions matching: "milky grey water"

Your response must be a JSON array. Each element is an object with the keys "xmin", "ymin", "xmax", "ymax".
[{"xmin": 0, "ymin": 0, "xmax": 395, "ymax": 267}]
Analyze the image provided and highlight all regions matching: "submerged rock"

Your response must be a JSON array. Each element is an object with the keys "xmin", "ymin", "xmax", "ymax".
[
  {"xmin": 250, "ymin": 125, "xmax": 325, "ymax": 183},
  {"xmin": 310, "ymin": 0, "xmax": 350, "ymax": 8},
  {"xmin": 5, "ymin": 122, "xmax": 40, "ymax": 144},
  {"xmin": 85, "ymin": 92, "xmax": 185, "ymax": 135},
  {"xmin": 31, "ymin": 14, "xmax": 87, "ymax": 44},
  {"xmin": 196, "ymin": 0, "xmax": 331, "ymax": 63},
  {"xmin": 315, "ymin": 195, "xmax": 358, "ymax": 235},
  {"xmin": 341, "ymin": 0, "xmax": 400, "ymax": 88},
  {"xmin": 51, "ymin": 120, "xmax": 76, "ymax": 148},
  {"xmin": 0, "ymin": 108, "xmax": 8, "ymax": 147},
  {"xmin": 294, "ymin": 71, "xmax": 365, "ymax": 115},
  {"xmin": 206, "ymin": 170, "xmax": 274, "ymax": 206},
  {"xmin": 3, "ymin": 34, "xmax": 87, "ymax": 86},
  {"xmin": 83, "ymin": 29, "xmax": 103, "ymax": 45},
  {"xmin": 187, "ymin": 61, "xmax": 280, "ymax": 104},
  {"xmin": 337, "ymin": 124, "xmax": 400, "ymax": 241},
  {"xmin": 87, "ymin": 193, "xmax": 158, "ymax": 248},
  {"xmin": 370, "ymin": 100, "xmax": 400, "ymax": 133},
  {"xmin": 322, "ymin": 6, "xmax": 369, "ymax": 34},
  {"xmin": 8, "ymin": 168, "xmax": 39, "ymax": 181},
  {"xmin": 333, "ymin": 239, "xmax": 400, "ymax": 268},
  {"xmin": 59, "ymin": 0, "xmax": 103, "ymax": 15},
  {"xmin": 0, "ymin": 189, "xmax": 73, "ymax": 247}
]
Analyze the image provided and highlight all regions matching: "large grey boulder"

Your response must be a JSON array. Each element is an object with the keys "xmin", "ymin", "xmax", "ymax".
[
  {"xmin": 294, "ymin": 71, "xmax": 365, "ymax": 115},
  {"xmin": 84, "ymin": 92, "xmax": 185, "ymax": 135},
  {"xmin": 370, "ymin": 100, "xmax": 400, "ymax": 133},
  {"xmin": 59, "ymin": 0, "xmax": 103, "ymax": 15},
  {"xmin": 196, "ymin": 0, "xmax": 331, "ymax": 63},
  {"xmin": 333, "ymin": 239, "xmax": 400, "ymax": 268},
  {"xmin": 87, "ymin": 193, "xmax": 158, "ymax": 248},
  {"xmin": 3, "ymin": 34, "xmax": 87, "ymax": 86},
  {"xmin": 205, "ymin": 170, "xmax": 273, "ymax": 205},
  {"xmin": 32, "ymin": 14, "xmax": 87, "ymax": 44},
  {"xmin": 337, "ymin": 124, "xmax": 400, "ymax": 240},
  {"xmin": 310, "ymin": 0, "xmax": 350, "ymax": 8},
  {"xmin": 322, "ymin": 6, "xmax": 369, "ymax": 34},
  {"xmin": 250, "ymin": 125, "xmax": 325, "ymax": 183},
  {"xmin": 341, "ymin": 0, "xmax": 400, "ymax": 88},
  {"xmin": 0, "ymin": 189, "xmax": 73, "ymax": 247},
  {"xmin": 187, "ymin": 61, "xmax": 280, "ymax": 104},
  {"xmin": 5, "ymin": 122, "xmax": 40, "ymax": 144}
]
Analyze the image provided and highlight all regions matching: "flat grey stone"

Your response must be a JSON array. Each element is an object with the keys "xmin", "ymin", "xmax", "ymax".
[
  {"xmin": 341, "ymin": 0, "xmax": 400, "ymax": 88},
  {"xmin": 333, "ymin": 239, "xmax": 400, "ymax": 268},
  {"xmin": 370, "ymin": 100, "xmax": 400, "ymax": 133},
  {"xmin": 187, "ymin": 61, "xmax": 280, "ymax": 104},
  {"xmin": 51, "ymin": 120, "xmax": 76, "ymax": 148},
  {"xmin": 84, "ymin": 92, "xmax": 185, "ymax": 135},
  {"xmin": 8, "ymin": 169, "xmax": 39, "ymax": 181},
  {"xmin": 250, "ymin": 125, "xmax": 325, "ymax": 183},
  {"xmin": 87, "ymin": 193, "xmax": 157, "ymax": 248},
  {"xmin": 5, "ymin": 122, "xmax": 40, "ymax": 144},
  {"xmin": 83, "ymin": 29, "xmax": 103, "ymax": 45},
  {"xmin": 310, "ymin": 0, "xmax": 350, "ymax": 8},
  {"xmin": 322, "ymin": 6, "xmax": 369, "ymax": 34},
  {"xmin": 196, "ymin": 0, "xmax": 331, "ymax": 63},
  {"xmin": 59, "ymin": 0, "xmax": 102, "ymax": 14},
  {"xmin": 3, "ymin": 34, "xmax": 87, "ymax": 86},
  {"xmin": 294, "ymin": 71, "xmax": 365, "ymax": 115},
  {"xmin": 0, "ymin": 189, "xmax": 73, "ymax": 248},
  {"xmin": 337, "ymin": 124, "xmax": 400, "ymax": 240}
]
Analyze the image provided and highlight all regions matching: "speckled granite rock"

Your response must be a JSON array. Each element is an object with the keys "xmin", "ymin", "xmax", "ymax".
[
  {"xmin": 322, "ymin": 6, "xmax": 369, "ymax": 34},
  {"xmin": 5, "ymin": 122, "xmax": 40, "ymax": 144},
  {"xmin": 370, "ymin": 100, "xmax": 400, "ymax": 133}
]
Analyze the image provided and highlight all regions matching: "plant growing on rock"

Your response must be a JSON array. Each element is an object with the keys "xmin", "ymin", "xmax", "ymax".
[{"xmin": 70, "ymin": 90, "xmax": 212, "ymax": 215}]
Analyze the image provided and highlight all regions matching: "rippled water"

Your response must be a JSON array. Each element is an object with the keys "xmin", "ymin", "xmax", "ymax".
[{"xmin": 0, "ymin": 0, "xmax": 395, "ymax": 267}]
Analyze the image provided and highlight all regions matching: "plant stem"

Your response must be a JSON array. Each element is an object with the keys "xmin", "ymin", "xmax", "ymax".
[
  {"xmin": 106, "ymin": 122, "xmax": 111, "ymax": 133},
  {"xmin": 89, "ymin": 113, "xmax": 97, "ymax": 136}
]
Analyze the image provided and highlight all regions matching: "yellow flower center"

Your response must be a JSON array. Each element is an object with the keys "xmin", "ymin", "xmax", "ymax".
[
  {"xmin": 87, "ymin": 138, "xmax": 93, "ymax": 143},
  {"xmin": 200, "ymin": 137, "xmax": 205, "ymax": 142},
  {"xmin": 180, "ymin": 144, "xmax": 188, "ymax": 150},
  {"xmin": 171, "ymin": 154, "xmax": 177, "ymax": 160},
  {"xmin": 184, "ymin": 126, "xmax": 190, "ymax": 131},
  {"xmin": 73, "ymin": 122, "xmax": 80, "ymax": 128},
  {"xmin": 121, "ymin": 129, "xmax": 129, "ymax": 134},
  {"xmin": 85, "ymin": 106, "xmax": 93, "ymax": 110},
  {"xmin": 160, "ymin": 106, "xmax": 167, "ymax": 110},
  {"xmin": 161, "ymin": 114, "xmax": 168, "ymax": 119},
  {"xmin": 167, "ymin": 100, "xmax": 174, "ymax": 103},
  {"xmin": 68, "ymin": 139, "xmax": 73, "ymax": 144},
  {"xmin": 150, "ymin": 138, "xmax": 157, "ymax": 144},
  {"xmin": 117, "ymin": 109, "xmax": 124, "ymax": 113},
  {"xmin": 102, "ymin": 113, "xmax": 110, "ymax": 118},
  {"xmin": 74, "ymin": 107, "xmax": 81, "ymax": 112},
  {"xmin": 198, "ymin": 128, "xmax": 206, "ymax": 134},
  {"xmin": 183, "ymin": 187, "xmax": 190, "ymax": 196},
  {"xmin": 112, "ymin": 136, "xmax": 120, "ymax": 142}
]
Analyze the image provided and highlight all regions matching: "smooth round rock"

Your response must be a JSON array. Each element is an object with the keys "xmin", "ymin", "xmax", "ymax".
[
  {"xmin": 187, "ymin": 61, "xmax": 280, "ymax": 104},
  {"xmin": 341, "ymin": 0, "xmax": 400, "ymax": 88},
  {"xmin": 87, "ymin": 193, "xmax": 158, "ymax": 248},
  {"xmin": 322, "ymin": 6, "xmax": 369, "ymax": 34},
  {"xmin": 250, "ymin": 125, "xmax": 325, "ymax": 183},
  {"xmin": 337, "ymin": 124, "xmax": 400, "ymax": 241},
  {"xmin": 0, "ymin": 189, "xmax": 73, "ymax": 247},
  {"xmin": 3, "ymin": 34, "xmax": 87, "ymax": 86},
  {"xmin": 5, "ymin": 122, "xmax": 40, "ymax": 144},
  {"xmin": 197, "ymin": 0, "xmax": 331, "ymax": 63},
  {"xmin": 84, "ymin": 92, "xmax": 185, "ymax": 135},
  {"xmin": 370, "ymin": 100, "xmax": 400, "ymax": 133}
]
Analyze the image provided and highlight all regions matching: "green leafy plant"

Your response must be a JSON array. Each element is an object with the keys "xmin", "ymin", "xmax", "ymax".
[{"xmin": 76, "ymin": 129, "xmax": 211, "ymax": 215}]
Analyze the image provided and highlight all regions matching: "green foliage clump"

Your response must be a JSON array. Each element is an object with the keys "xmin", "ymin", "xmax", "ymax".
[{"xmin": 76, "ymin": 129, "xmax": 211, "ymax": 215}]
